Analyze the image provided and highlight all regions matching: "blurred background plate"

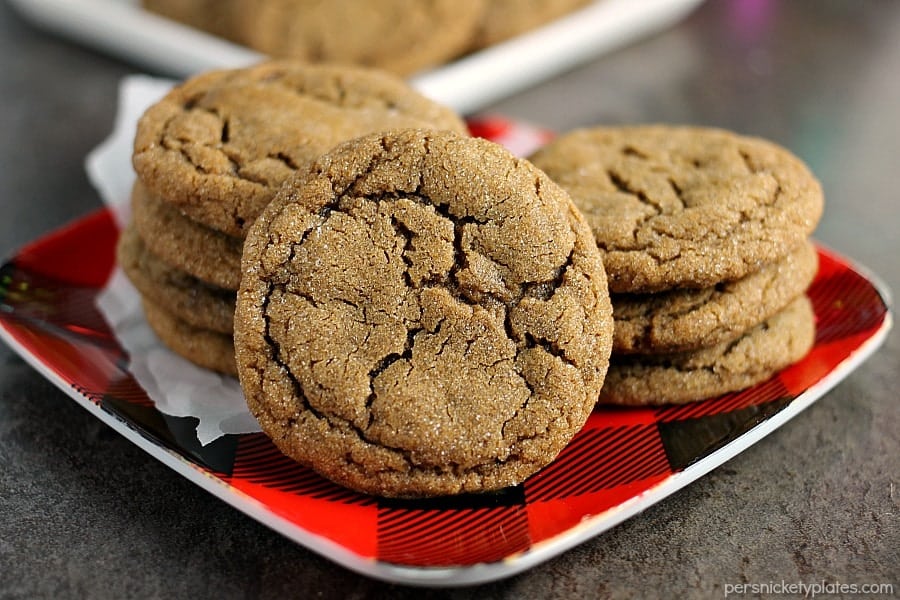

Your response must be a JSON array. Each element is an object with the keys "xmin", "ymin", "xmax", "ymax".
[{"xmin": 6, "ymin": 0, "xmax": 706, "ymax": 113}]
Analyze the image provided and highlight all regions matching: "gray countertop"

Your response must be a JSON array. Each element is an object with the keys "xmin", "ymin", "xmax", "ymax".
[{"xmin": 1, "ymin": 1, "xmax": 897, "ymax": 598}]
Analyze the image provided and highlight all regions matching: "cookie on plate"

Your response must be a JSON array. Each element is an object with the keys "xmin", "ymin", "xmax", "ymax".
[
  {"xmin": 472, "ymin": 0, "xmax": 593, "ymax": 49},
  {"xmin": 600, "ymin": 295, "xmax": 816, "ymax": 406},
  {"xmin": 234, "ymin": 128, "xmax": 614, "ymax": 497},
  {"xmin": 141, "ymin": 0, "xmax": 242, "ymax": 42},
  {"xmin": 133, "ymin": 60, "xmax": 469, "ymax": 238},
  {"xmin": 232, "ymin": 0, "xmax": 485, "ymax": 76},
  {"xmin": 529, "ymin": 125, "xmax": 824, "ymax": 293}
]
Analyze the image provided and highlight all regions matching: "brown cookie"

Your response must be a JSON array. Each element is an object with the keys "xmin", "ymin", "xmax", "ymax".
[
  {"xmin": 131, "ymin": 182, "xmax": 243, "ymax": 291},
  {"xmin": 472, "ymin": 0, "xmax": 593, "ymax": 49},
  {"xmin": 117, "ymin": 223, "xmax": 235, "ymax": 335},
  {"xmin": 231, "ymin": 0, "xmax": 484, "ymax": 76},
  {"xmin": 142, "ymin": 297, "xmax": 237, "ymax": 377},
  {"xmin": 613, "ymin": 240, "xmax": 818, "ymax": 354},
  {"xmin": 133, "ymin": 60, "xmax": 468, "ymax": 238},
  {"xmin": 140, "ymin": 0, "xmax": 242, "ymax": 42},
  {"xmin": 234, "ymin": 129, "xmax": 614, "ymax": 498},
  {"xmin": 529, "ymin": 125, "xmax": 824, "ymax": 293},
  {"xmin": 599, "ymin": 295, "xmax": 815, "ymax": 406}
]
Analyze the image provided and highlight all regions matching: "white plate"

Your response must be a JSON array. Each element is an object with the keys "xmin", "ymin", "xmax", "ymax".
[{"xmin": 8, "ymin": 0, "xmax": 706, "ymax": 113}]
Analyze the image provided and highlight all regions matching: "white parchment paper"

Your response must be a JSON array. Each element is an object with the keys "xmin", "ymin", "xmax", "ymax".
[{"xmin": 87, "ymin": 75, "xmax": 261, "ymax": 445}]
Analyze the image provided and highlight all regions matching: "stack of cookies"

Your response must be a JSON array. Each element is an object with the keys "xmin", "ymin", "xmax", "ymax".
[
  {"xmin": 118, "ymin": 61, "xmax": 826, "ymax": 495},
  {"xmin": 117, "ymin": 60, "xmax": 468, "ymax": 376},
  {"xmin": 530, "ymin": 125, "xmax": 823, "ymax": 405}
]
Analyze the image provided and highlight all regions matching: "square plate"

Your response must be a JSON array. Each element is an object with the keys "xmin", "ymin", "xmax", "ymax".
[
  {"xmin": 6, "ymin": 0, "xmax": 706, "ymax": 114},
  {"xmin": 0, "ymin": 125, "xmax": 891, "ymax": 586}
]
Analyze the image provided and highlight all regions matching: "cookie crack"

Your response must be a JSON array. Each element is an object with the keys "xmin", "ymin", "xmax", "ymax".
[
  {"xmin": 262, "ymin": 288, "xmax": 423, "ymax": 471},
  {"xmin": 220, "ymin": 117, "xmax": 230, "ymax": 144},
  {"xmin": 515, "ymin": 245, "xmax": 575, "ymax": 304},
  {"xmin": 389, "ymin": 215, "xmax": 416, "ymax": 288},
  {"xmin": 269, "ymin": 151, "xmax": 302, "ymax": 171},
  {"xmin": 738, "ymin": 150, "xmax": 757, "ymax": 174},
  {"xmin": 622, "ymin": 145, "xmax": 649, "ymax": 159},
  {"xmin": 364, "ymin": 327, "xmax": 419, "ymax": 420},
  {"xmin": 667, "ymin": 177, "xmax": 686, "ymax": 209},
  {"xmin": 159, "ymin": 107, "xmax": 242, "ymax": 178},
  {"xmin": 608, "ymin": 169, "xmax": 660, "ymax": 215},
  {"xmin": 330, "ymin": 138, "xmax": 388, "ymax": 199}
]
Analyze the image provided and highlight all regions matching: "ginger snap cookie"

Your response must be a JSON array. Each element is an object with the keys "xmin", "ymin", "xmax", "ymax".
[
  {"xmin": 131, "ymin": 182, "xmax": 243, "ymax": 291},
  {"xmin": 142, "ymin": 298, "xmax": 237, "ymax": 377},
  {"xmin": 599, "ymin": 295, "xmax": 815, "ymax": 406},
  {"xmin": 133, "ymin": 60, "xmax": 468, "ymax": 238},
  {"xmin": 472, "ymin": 0, "xmax": 592, "ymax": 49},
  {"xmin": 234, "ymin": 129, "xmax": 614, "ymax": 498},
  {"xmin": 141, "ymin": 0, "xmax": 242, "ymax": 42},
  {"xmin": 231, "ymin": 0, "xmax": 484, "ymax": 76},
  {"xmin": 612, "ymin": 240, "xmax": 818, "ymax": 354},
  {"xmin": 117, "ymin": 224, "xmax": 235, "ymax": 334},
  {"xmin": 529, "ymin": 125, "xmax": 824, "ymax": 293}
]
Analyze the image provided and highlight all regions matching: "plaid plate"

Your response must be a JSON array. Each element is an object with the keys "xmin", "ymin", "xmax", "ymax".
[{"xmin": 0, "ymin": 119, "xmax": 891, "ymax": 585}]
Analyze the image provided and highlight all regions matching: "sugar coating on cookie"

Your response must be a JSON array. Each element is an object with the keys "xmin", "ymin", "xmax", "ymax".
[
  {"xmin": 235, "ymin": 129, "xmax": 614, "ymax": 498},
  {"xmin": 133, "ymin": 60, "xmax": 468, "ymax": 238},
  {"xmin": 529, "ymin": 125, "xmax": 824, "ymax": 293},
  {"xmin": 142, "ymin": 297, "xmax": 238, "ymax": 377},
  {"xmin": 117, "ymin": 224, "xmax": 235, "ymax": 334},
  {"xmin": 612, "ymin": 241, "xmax": 819, "ymax": 354},
  {"xmin": 600, "ymin": 295, "xmax": 815, "ymax": 406},
  {"xmin": 131, "ymin": 182, "xmax": 244, "ymax": 291}
]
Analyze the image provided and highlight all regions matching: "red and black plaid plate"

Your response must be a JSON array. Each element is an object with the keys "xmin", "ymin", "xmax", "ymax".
[{"xmin": 0, "ymin": 127, "xmax": 891, "ymax": 586}]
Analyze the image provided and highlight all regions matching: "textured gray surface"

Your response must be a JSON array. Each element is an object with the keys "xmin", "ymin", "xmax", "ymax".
[{"xmin": 1, "ymin": 1, "xmax": 897, "ymax": 598}]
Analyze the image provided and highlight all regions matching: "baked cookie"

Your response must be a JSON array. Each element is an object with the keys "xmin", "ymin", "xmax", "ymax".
[
  {"xmin": 235, "ymin": 129, "xmax": 614, "ymax": 497},
  {"xmin": 133, "ymin": 60, "xmax": 468, "ymax": 238},
  {"xmin": 231, "ymin": 0, "xmax": 484, "ymax": 76},
  {"xmin": 142, "ymin": 298, "xmax": 237, "ymax": 377},
  {"xmin": 131, "ymin": 182, "xmax": 243, "ymax": 291},
  {"xmin": 473, "ymin": 0, "xmax": 592, "ymax": 49},
  {"xmin": 599, "ymin": 295, "xmax": 815, "ymax": 406},
  {"xmin": 141, "ymin": 0, "xmax": 242, "ymax": 42},
  {"xmin": 529, "ymin": 125, "xmax": 824, "ymax": 293},
  {"xmin": 117, "ymin": 224, "xmax": 235, "ymax": 334},
  {"xmin": 613, "ymin": 240, "xmax": 818, "ymax": 354}
]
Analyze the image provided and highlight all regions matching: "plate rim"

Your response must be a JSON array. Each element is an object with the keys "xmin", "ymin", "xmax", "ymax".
[
  {"xmin": 0, "ymin": 218, "xmax": 892, "ymax": 587},
  {"xmin": 6, "ymin": 0, "xmax": 707, "ymax": 114}
]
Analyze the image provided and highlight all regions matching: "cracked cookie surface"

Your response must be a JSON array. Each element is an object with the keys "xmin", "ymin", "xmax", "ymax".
[
  {"xmin": 529, "ymin": 125, "xmax": 824, "ymax": 293},
  {"xmin": 235, "ymin": 129, "xmax": 614, "ymax": 498},
  {"xmin": 133, "ymin": 60, "xmax": 467, "ymax": 238},
  {"xmin": 612, "ymin": 241, "xmax": 818, "ymax": 354},
  {"xmin": 600, "ymin": 295, "xmax": 815, "ymax": 405}
]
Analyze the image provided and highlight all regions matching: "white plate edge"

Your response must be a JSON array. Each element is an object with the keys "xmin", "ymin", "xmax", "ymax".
[
  {"xmin": 7, "ymin": 0, "xmax": 706, "ymax": 114},
  {"xmin": 0, "ymin": 270, "xmax": 891, "ymax": 587}
]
